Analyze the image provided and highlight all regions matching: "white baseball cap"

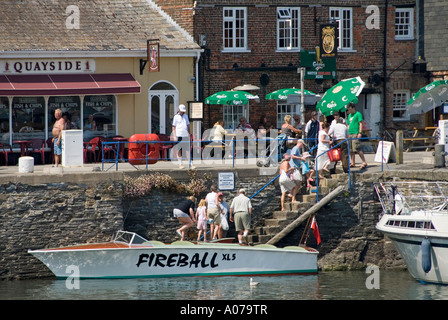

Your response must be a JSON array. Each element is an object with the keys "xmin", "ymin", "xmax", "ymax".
[{"xmin": 179, "ymin": 104, "xmax": 186, "ymax": 112}]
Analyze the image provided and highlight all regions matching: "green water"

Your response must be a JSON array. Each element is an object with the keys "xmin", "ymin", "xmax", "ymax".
[{"xmin": 1, "ymin": 270, "xmax": 447, "ymax": 300}]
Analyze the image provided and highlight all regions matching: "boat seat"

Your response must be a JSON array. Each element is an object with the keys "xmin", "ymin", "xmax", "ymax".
[
  {"xmin": 283, "ymin": 246, "xmax": 308, "ymax": 252},
  {"xmin": 145, "ymin": 240, "xmax": 165, "ymax": 246},
  {"xmin": 170, "ymin": 240, "xmax": 196, "ymax": 246},
  {"xmin": 254, "ymin": 244, "xmax": 277, "ymax": 249}
]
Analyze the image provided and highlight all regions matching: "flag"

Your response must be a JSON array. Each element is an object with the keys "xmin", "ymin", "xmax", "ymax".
[{"xmin": 311, "ymin": 216, "xmax": 321, "ymax": 245}]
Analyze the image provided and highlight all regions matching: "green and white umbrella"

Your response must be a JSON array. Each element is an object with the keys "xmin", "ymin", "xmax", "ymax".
[
  {"xmin": 407, "ymin": 80, "xmax": 448, "ymax": 115},
  {"xmin": 316, "ymin": 76, "xmax": 365, "ymax": 116},
  {"xmin": 265, "ymin": 88, "xmax": 316, "ymax": 100},
  {"xmin": 205, "ymin": 90, "xmax": 259, "ymax": 105}
]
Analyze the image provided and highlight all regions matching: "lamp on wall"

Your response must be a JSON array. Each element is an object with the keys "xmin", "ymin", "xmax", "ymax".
[{"xmin": 413, "ymin": 56, "xmax": 427, "ymax": 74}]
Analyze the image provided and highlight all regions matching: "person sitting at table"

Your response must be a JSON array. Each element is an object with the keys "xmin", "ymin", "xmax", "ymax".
[
  {"xmin": 281, "ymin": 115, "xmax": 301, "ymax": 139},
  {"xmin": 211, "ymin": 120, "xmax": 228, "ymax": 158},
  {"xmin": 52, "ymin": 108, "xmax": 66, "ymax": 167},
  {"xmin": 85, "ymin": 115, "xmax": 97, "ymax": 131},
  {"xmin": 236, "ymin": 117, "xmax": 255, "ymax": 157},
  {"xmin": 212, "ymin": 120, "xmax": 228, "ymax": 144}
]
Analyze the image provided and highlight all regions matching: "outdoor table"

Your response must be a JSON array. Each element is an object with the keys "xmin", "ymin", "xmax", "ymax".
[
  {"xmin": 403, "ymin": 127, "xmax": 437, "ymax": 152},
  {"xmin": 13, "ymin": 140, "xmax": 30, "ymax": 157}
]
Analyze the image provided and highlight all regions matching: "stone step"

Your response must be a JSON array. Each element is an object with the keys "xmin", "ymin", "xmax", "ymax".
[
  {"xmin": 272, "ymin": 210, "xmax": 299, "ymax": 220},
  {"xmin": 256, "ymin": 225, "xmax": 282, "ymax": 235},
  {"xmin": 249, "ymin": 173, "xmax": 347, "ymax": 245},
  {"xmin": 263, "ymin": 218, "xmax": 291, "ymax": 227}
]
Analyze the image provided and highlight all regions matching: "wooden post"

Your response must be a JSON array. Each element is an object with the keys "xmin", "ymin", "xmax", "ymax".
[
  {"xmin": 266, "ymin": 185, "xmax": 345, "ymax": 246},
  {"xmin": 396, "ymin": 130, "xmax": 403, "ymax": 165}
]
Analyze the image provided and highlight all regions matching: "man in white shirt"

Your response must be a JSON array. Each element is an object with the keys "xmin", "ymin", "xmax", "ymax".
[
  {"xmin": 171, "ymin": 104, "xmax": 191, "ymax": 169},
  {"xmin": 229, "ymin": 188, "xmax": 253, "ymax": 244},
  {"xmin": 329, "ymin": 117, "xmax": 349, "ymax": 173}
]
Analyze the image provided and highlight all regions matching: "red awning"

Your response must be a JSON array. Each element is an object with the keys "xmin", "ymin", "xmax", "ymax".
[{"xmin": 0, "ymin": 73, "xmax": 141, "ymax": 96}]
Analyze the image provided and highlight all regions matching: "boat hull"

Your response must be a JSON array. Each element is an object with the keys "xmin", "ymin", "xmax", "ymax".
[
  {"xmin": 377, "ymin": 215, "xmax": 448, "ymax": 284},
  {"xmin": 29, "ymin": 243, "xmax": 318, "ymax": 279}
]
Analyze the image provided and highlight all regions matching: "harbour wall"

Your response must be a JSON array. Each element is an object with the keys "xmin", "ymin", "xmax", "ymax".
[{"xmin": 1, "ymin": 168, "xmax": 443, "ymax": 280}]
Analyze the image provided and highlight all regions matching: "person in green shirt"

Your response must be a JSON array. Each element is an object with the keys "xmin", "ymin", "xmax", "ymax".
[{"xmin": 347, "ymin": 103, "xmax": 368, "ymax": 169}]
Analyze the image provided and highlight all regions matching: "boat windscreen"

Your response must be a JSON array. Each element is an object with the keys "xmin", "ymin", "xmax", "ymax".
[{"xmin": 114, "ymin": 231, "xmax": 150, "ymax": 245}]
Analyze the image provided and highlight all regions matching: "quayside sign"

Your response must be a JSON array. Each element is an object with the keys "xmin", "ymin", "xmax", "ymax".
[{"xmin": 0, "ymin": 59, "xmax": 96, "ymax": 74}]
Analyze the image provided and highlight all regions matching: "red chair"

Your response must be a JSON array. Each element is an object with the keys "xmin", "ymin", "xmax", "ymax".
[
  {"xmin": 84, "ymin": 137, "xmax": 101, "ymax": 163},
  {"xmin": 0, "ymin": 143, "xmax": 13, "ymax": 166},
  {"xmin": 26, "ymin": 139, "xmax": 46, "ymax": 164},
  {"xmin": 98, "ymin": 136, "xmax": 115, "ymax": 160},
  {"xmin": 158, "ymin": 134, "xmax": 174, "ymax": 161}
]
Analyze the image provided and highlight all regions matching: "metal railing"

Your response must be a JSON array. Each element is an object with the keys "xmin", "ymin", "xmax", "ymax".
[{"xmin": 99, "ymin": 136, "xmax": 385, "ymax": 204}]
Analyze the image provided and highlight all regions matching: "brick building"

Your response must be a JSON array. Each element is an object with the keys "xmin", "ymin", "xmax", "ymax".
[
  {"xmin": 156, "ymin": 0, "xmax": 430, "ymax": 139},
  {"xmin": 421, "ymin": 0, "xmax": 448, "ymax": 123}
]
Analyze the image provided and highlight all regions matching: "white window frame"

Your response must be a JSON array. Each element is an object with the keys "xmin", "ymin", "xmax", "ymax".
[
  {"xmin": 395, "ymin": 8, "xmax": 414, "ymax": 40},
  {"xmin": 223, "ymin": 7, "xmax": 248, "ymax": 52},
  {"xmin": 277, "ymin": 7, "xmax": 301, "ymax": 51},
  {"xmin": 392, "ymin": 90, "xmax": 410, "ymax": 121},
  {"xmin": 277, "ymin": 103, "xmax": 299, "ymax": 128},
  {"xmin": 329, "ymin": 7, "xmax": 353, "ymax": 51},
  {"xmin": 223, "ymin": 105, "xmax": 249, "ymax": 130}
]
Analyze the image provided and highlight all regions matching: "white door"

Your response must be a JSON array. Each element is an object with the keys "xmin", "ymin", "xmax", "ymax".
[{"xmin": 148, "ymin": 82, "xmax": 178, "ymax": 134}]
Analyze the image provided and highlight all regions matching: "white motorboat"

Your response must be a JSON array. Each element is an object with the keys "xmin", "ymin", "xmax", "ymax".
[
  {"xmin": 375, "ymin": 181, "xmax": 448, "ymax": 284},
  {"xmin": 28, "ymin": 231, "xmax": 318, "ymax": 279}
]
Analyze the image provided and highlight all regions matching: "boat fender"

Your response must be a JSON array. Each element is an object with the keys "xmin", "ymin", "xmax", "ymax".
[{"xmin": 421, "ymin": 238, "xmax": 432, "ymax": 273}]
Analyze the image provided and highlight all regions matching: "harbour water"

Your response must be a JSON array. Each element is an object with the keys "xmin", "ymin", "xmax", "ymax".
[{"xmin": 2, "ymin": 270, "xmax": 448, "ymax": 300}]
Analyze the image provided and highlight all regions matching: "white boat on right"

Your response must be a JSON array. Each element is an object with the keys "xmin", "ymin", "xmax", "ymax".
[{"xmin": 375, "ymin": 181, "xmax": 448, "ymax": 284}]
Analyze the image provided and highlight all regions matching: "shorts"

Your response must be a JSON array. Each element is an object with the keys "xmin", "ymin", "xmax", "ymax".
[
  {"xmin": 207, "ymin": 207, "xmax": 221, "ymax": 225},
  {"xmin": 173, "ymin": 208, "xmax": 189, "ymax": 218},
  {"xmin": 234, "ymin": 211, "xmax": 251, "ymax": 231},
  {"xmin": 54, "ymin": 138, "xmax": 62, "ymax": 155},
  {"xmin": 349, "ymin": 134, "xmax": 362, "ymax": 152},
  {"xmin": 175, "ymin": 136, "xmax": 190, "ymax": 145},
  {"xmin": 197, "ymin": 220, "xmax": 207, "ymax": 230}
]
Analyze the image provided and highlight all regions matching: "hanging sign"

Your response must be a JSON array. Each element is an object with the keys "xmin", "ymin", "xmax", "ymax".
[
  {"xmin": 320, "ymin": 23, "xmax": 338, "ymax": 58},
  {"xmin": 300, "ymin": 50, "xmax": 336, "ymax": 80},
  {"xmin": 148, "ymin": 41, "xmax": 160, "ymax": 72}
]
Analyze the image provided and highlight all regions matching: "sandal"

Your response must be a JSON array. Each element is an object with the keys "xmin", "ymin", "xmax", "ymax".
[{"xmin": 360, "ymin": 163, "xmax": 368, "ymax": 169}]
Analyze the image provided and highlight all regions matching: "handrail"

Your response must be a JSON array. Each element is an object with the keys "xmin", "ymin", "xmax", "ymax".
[{"xmin": 249, "ymin": 174, "xmax": 280, "ymax": 200}]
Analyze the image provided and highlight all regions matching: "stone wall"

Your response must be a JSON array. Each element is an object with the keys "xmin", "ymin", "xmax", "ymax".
[
  {"xmin": 2, "ymin": 168, "xmax": 438, "ymax": 280},
  {"xmin": 0, "ymin": 168, "xmax": 280, "ymax": 280},
  {"xmin": 0, "ymin": 181, "xmax": 124, "ymax": 279}
]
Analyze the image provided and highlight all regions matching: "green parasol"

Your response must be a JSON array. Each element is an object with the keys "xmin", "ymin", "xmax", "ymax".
[
  {"xmin": 265, "ymin": 88, "xmax": 316, "ymax": 100},
  {"xmin": 205, "ymin": 90, "xmax": 259, "ymax": 105},
  {"xmin": 316, "ymin": 76, "xmax": 365, "ymax": 116},
  {"xmin": 407, "ymin": 80, "xmax": 448, "ymax": 115}
]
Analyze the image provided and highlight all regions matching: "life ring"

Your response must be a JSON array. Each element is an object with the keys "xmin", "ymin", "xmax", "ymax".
[{"xmin": 128, "ymin": 134, "xmax": 160, "ymax": 165}]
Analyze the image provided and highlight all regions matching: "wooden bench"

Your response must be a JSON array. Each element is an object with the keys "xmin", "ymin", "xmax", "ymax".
[
  {"xmin": 403, "ymin": 136, "xmax": 436, "ymax": 152},
  {"xmin": 402, "ymin": 127, "xmax": 437, "ymax": 152}
]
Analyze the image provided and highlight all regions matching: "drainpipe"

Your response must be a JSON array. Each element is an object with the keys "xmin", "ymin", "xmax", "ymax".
[
  {"xmin": 195, "ymin": 50, "xmax": 201, "ymax": 101},
  {"xmin": 382, "ymin": 0, "xmax": 388, "ymax": 132}
]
